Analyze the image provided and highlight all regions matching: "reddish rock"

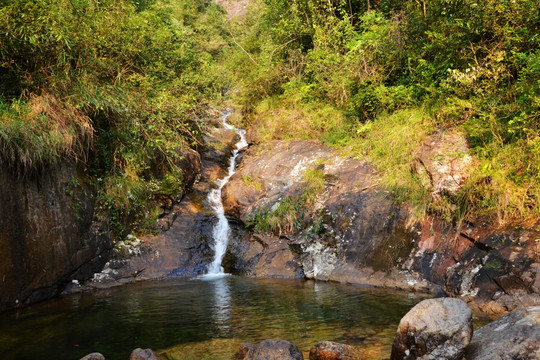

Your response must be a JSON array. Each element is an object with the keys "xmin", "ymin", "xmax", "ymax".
[
  {"xmin": 414, "ymin": 129, "xmax": 474, "ymax": 199},
  {"xmin": 309, "ymin": 341, "xmax": 366, "ymax": 360}
]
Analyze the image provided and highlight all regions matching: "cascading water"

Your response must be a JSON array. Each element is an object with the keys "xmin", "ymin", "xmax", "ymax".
[{"xmin": 205, "ymin": 110, "xmax": 248, "ymax": 276}]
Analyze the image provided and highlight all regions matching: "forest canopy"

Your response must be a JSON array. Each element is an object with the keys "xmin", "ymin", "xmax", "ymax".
[{"xmin": 0, "ymin": 0, "xmax": 538, "ymax": 233}]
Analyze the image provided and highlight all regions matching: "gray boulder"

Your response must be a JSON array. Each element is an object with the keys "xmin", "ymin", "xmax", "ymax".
[
  {"xmin": 391, "ymin": 298, "xmax": 472, "ymax": 360},
  {"xmin": 232, "ymin": 339, "xmax": 303, "ymax": 360},
  {"xmin": 466, "ymin": 306, "xmax": 540, "ymax": 359}
]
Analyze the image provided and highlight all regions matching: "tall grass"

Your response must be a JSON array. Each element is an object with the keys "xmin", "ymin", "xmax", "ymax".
[{"xmin": 0, "ymin": 94, "xmax": 93, "ymax": 173}]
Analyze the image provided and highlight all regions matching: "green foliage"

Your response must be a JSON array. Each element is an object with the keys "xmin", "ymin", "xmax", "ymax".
[
  {"xmin": 247, "ymin": 166, "xmax": 327, "ymax": 235},
  {"xmin": 0, "ymin": 0, "xmax": 230, "ymax": 237},
  {"xmin": 229, "ymin": 0, "xmax": 540, "ymax": 224},
  {"xmin": 241, "ymin": 175, "xmax": 264, "ymax": 192}
]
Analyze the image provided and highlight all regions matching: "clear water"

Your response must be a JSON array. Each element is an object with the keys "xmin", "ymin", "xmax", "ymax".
[{"xmin": 0, "ymin": 277, "xmax": 430, "ymax": 360}]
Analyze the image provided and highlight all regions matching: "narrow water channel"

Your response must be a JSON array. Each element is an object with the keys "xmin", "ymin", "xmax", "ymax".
[
  {"xmin": 205, "ymin": 110, "xmax": 248, "ymax": 275},
  {"xmin": 0, "ymin": 277, "xmax": 430, "ymax": 360}
]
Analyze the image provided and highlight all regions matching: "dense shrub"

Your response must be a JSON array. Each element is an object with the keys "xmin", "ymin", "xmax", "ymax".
[
  {"xmin": 0, "ymin": 0, "xmax": 230, "ymax": 237},
  {"xmin": 228, "ymin": 0, "xmax": 539, "ymax": 225}
]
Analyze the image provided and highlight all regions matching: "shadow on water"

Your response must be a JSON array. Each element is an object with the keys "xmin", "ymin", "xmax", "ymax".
[{"xmin": 0, "ymin": 277, "xmax": 431, "ymax": 360}]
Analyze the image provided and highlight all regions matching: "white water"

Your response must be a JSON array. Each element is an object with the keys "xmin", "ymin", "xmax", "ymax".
[{"xmin": 204, "ymin": 110, "xmax": 248, "ymax": 276}]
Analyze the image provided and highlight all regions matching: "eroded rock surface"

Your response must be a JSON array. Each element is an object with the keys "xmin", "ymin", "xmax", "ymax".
[
  {"xmin": 390, "ymin": 298, "xmax": 472, "ymax": 360},
  {"xmin": 221, "ymin": 138, "xmax": 540, "ymax": 312},
  {"xmin": 233, "ymin": 339, "xmax": 303, "ymax": 360},
  {"xmin": 466, "ymin": 306, "xmax": 540, "ymax": 360},
  {"xmin": 404, "ymin": 216, "xmax": 540, "ymax": 314}
]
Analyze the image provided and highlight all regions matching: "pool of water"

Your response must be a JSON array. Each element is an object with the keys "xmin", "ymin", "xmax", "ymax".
[{"xmin": 0, "ymin": 277, "xmax": 432, "ymax": 360}]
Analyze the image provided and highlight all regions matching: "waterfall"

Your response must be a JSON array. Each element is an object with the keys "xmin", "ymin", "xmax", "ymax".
[{"xmin": 205, "ymin": 110, "xmax": 248, "ymax": 276}]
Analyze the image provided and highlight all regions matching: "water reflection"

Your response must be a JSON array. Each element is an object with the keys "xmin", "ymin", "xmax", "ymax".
[
  {"xmin": 0, "ymin": 277, "xmax": 432, "ymax": 360},
  {"xmin": 211, "ymin": 276, "xmax": 232, "ymax": 335}
]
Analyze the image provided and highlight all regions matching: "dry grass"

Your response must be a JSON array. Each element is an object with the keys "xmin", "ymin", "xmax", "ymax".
[{"xmin": 0, "ymin": 94, "xmax": 93, "ymax": 173}]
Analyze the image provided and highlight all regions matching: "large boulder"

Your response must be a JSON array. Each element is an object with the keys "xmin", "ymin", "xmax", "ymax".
[
  {"xmin": 391, "ymin": 298, "xmax": 472, "ymax": 360},
  {"xmin": 309, "ymin": 341, "xmax": 366, "ymax": 360},
  {"xmin": 233, "ymin": 339, "xmax": 303, "ymax": 360},
  {"xmin": 466, "ymin": 306, "xmax": 540, "ymax": 359}
]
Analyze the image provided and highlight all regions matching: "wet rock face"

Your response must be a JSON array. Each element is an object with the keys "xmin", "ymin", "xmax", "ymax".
[
  {"xmin": 233, "ymin": 339, "xmax": 304, "ymax": 360},
  {"xmin": 82, "ymin": 196, "xmax": 216, "ymax": 289},
  {"xmin": 78, "ymin": 112, "xmax": 242, "ymax": 289},
  {"xmin": 309, "ymin": 341, "xmax": 366, "ymax": 360},
  {"xmin": 390, "ymin": 298, "xmax": 473, "ymax": 360},
  {"xmin": 0, "ymin": 163, "xmax": 113, "ymax": 312},
  {"xmin": 224, "ymin": 233, "xmax": 304, "ymax": 278},
  {"xmin": 466, "ymin": 306, "xmax": 540, "ymax": 360}
]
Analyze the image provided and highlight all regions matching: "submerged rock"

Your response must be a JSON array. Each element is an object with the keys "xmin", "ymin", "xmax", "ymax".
[
  {"xmin": 130, "ymin": 348, "xmax": 162, "ymax": 360},
  {"xmin": 232, "ymin": 339, "xmax": 303, "ymax": 360},
  {"xmin": 309, "ymin": 341, "xmax": 366, "ymax": 360},
  {"xmin": 391, "ymin": 298, "xmax": 472, "ymax": 360},
  {"xmin": 466, "ymin": 306, "xmax": 540, "ymax": 359},
  {"xmin": 80, "ymin": 353, "xmax": 106, "ymax": 360}
]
